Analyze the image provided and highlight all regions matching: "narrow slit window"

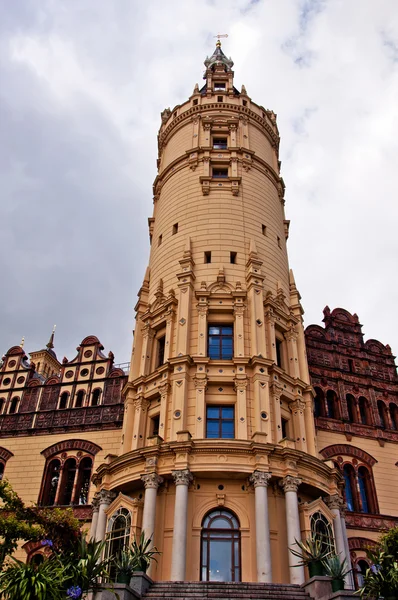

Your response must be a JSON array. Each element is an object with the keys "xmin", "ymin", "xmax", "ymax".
[
  {"xmin": 277, "ymin": 236, "xmax": 281, "ymax": 248},
  {"xmin": 150, "ymin": 415, "xmax": 160, "ymax": 437},
  {"xmin": 158, "ymin": 234, "xmax": 162, "ymax": 247},
  {"xmin": 230, "ymin": 252, "xmax": 237, "ymax": 264},
  {"xmin": 204, "ymin": 251, "xmax": 212, "ymax": 264},
  {"xmin": 156, "ymin": 336, "xmax": 166, "ymax": 368},
  {"xmin": 262, "ymin": 224, "xmax": 267, "ymax": 236},
  {"xmin": 172, "ymin": 223, "xmax": 178, "ymax": 235}
]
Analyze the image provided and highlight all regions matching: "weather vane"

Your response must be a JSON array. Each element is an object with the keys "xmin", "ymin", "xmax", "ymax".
[{"xmin": 214, "ymin": 33, "xmax": 228, "ymax": 40}]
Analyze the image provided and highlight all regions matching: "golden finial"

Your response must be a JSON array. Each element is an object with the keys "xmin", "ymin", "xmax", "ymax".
[
  {"xmin": 20, "ymin": 336, "xmax": 25, "ymax": 348},
  {"xmin": 214, "ymin": 33, "xmax": 228, "ymax": 47}
]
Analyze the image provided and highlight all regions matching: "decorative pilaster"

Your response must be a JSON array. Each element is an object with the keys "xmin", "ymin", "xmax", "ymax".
[
  {"xmin": 95, "ymin": 490, "xmax": 116, "ymax": 542},
  {"xmin": 171, "ymin": 470, "xmax": 193, "ymax": 581},
  {"xmin": 280, "ymin": 476, "xmax": 304, "ymax": 585},
  {"xmin": 164, "ymin": 307, "xmax": 175, "ymax": 362},
  {"xmin": 193, "ymin": 376, "xmax": 207, "ymax": 439},
  {"xmin": 285, "ymin": 326, "xmax": 300, "ymax": 379},
  {"xmin": 234, "ymin": 378, "xmax": 248, "ymax": 439},
  {"xmin": 250, "ymin": 471, "xmax": 272, "ymax": 582},
  {"xmin": 246, "ymin": 239, "xmax": 267, "ymax": 358},
  {"xmin": 158, "ymin": 383, "xmax": 170, "ymax": 441},
  {"xmin": 89, "ymin": 492, "xmax": 100, "ymax": 540},
  {"xmin": 196, "ymin": 299, "xmax": 209, "ymax": 357},
  {"xmin": 132, "ymin": 396, "xmax": 151, "ymax": 450},
  {"xmin": 289, "ymin": 399, "xmax": 307, "ymax": 452},
  {"xmin": 265, "ymin": 308, "xmax": 277, "ymax": 363},
  {"xmin": 233, "ymin": 299, "xmax": 245, "ymax": 358},
  {"xmin": 140, "ymin": 323, "xmax": 155, "ymax": 376},
  {"xmin": 270, "ymin": 383, "xmax": 283, "ymax": 444}
]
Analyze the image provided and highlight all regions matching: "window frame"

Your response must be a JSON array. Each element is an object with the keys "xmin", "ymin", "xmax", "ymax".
[
  {"xmin": 206, "ymin": 405, "xmax": 235, "ymax": 439},
  {"xmin": 208, "ymin": 324, "xmax": 234, "ymax": 360}
]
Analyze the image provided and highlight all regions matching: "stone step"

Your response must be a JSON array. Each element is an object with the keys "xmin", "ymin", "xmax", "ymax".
[{"xmin": 143, "ymin": 581, "xmax": 311, "ymax": 600}]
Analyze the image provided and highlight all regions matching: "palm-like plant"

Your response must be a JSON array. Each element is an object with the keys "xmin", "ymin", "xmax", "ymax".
[
  {"xmin": 290, "ymin": 535, "xmax": 330, "ymax": 565},
  {"xmin": 63, "ymin": 537, "xmax": 111, "ymax": 594},
  {"xmin": 358, "ymin": 544, "xmax": 398, "ymax": 599},
  {"xmin": 130, "ymin": 532, "xmax": 161, "ymax": 573},
  {"xmin": 322, "ymin": 554, "xmax": 350, "ymax": 580},
  {"xmin": 0, "ymin": 557, "xmax": 65, "ymax": 600}
]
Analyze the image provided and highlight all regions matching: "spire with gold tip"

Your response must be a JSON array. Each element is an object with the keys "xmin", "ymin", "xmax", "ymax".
[{"xmin": 204, "ymin": 39, "xmax": 234, "ymax": 72}]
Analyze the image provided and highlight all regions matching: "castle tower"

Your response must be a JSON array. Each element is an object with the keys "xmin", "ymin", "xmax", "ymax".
[{"xmin": 93, "ymin": 43, "xmax": 345, "ymax": 585}]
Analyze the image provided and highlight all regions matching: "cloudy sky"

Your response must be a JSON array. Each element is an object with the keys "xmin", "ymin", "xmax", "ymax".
[{"xmin": 1, "ymin": 0, "xmax": 397, "ymax": 365}]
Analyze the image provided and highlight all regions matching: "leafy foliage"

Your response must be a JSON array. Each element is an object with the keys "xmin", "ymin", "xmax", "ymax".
[
  {"xmin": 289, "ymin": 535, "xmax": 330, "ymax": 566},
  {"xmin": 322, "ymin": 554, "xmax": 350, "ymax": 580},
  {"xmin": 0, "ymin": 556, "xmax": 65, "ymax": 600},
  {"xmin": 63, "ymin": 537, "xmax": 111, "ymax": 593},
  {"xmin": 358, "ymin": 529, "xmax": 398, "ymax": 599},
  {"xmin": 129, "ymin": 532, "xmax": 161, "ymax": 573}
]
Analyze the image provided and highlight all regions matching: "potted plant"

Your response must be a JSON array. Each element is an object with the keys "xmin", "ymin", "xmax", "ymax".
[
  {"xmin": 130, "ymin": 532, "xmax": 161, "ymax": 574},
  {"xmin": 290, "ymin": 535, "xmax": 330, "ymax": 578},
  {"xmin": 322, "ymin": 554, "xmax": 350, "ymax": 592},
  {"xmin": 113, "ymin": 548, "xmax": 136, "ymax": 584}
]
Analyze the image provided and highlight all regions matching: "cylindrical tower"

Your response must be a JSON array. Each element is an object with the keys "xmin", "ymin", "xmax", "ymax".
[{"xmin": 93, "ymin": 42, "xmax": 344, "ymax": 586}]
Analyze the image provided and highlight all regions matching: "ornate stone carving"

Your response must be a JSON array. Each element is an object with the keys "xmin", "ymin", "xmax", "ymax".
[
  {"xmin": 91, "ymin": 492, "xmax": 101, "ymax": 512},
  {"xmin": 133, "ymin": 397, "xmax": 151, "ymax": 412},
  {"xmin": 172, "ymin": 469, "xmax": 193, "ymax": 486},
  {"xmin": 249, "ymin": 470, "xmax": 272, "ymax": 488},
  {"xmin": 280, "ymin": 475, "xmax": 302, "ymax": 493},
  {"xmin": 141, "ymin": 473, "xmax": 163, "ymax": 489},
  {"xmin": 98, "ymin": 489, "xmax": 116, "ymax": 506},
  {"xmin": 325, "ymin": 493, "xmax": 344, "ymax": 511}
]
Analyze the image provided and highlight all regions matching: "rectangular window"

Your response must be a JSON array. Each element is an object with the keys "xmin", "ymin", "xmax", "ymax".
[
  {"xmin": 262, "ymin": 224, "xmax": 267, "ymax": 236},
  {"xmin": 172, "ymin": 223, "xmax": 178, "ymax": 235},
  {"xmin": 158, "ymin": 234, "xmax": 162, "ymax": 247},
  {"xmin": 206, "ymin": 405, "xmax": 235, "ymax": 439},
  {"xmin": 213, "ymin": 138, "xmax": 228, "ymax": 150},
  {"xmin": 156, "ymin": 336, "xmax": 166, "ymax": 368},
  {"xmin": 281, "ymin": 418, "xmax": 289, "ymax": 439},
  {"xmin": 208, "ymin": 325, "xmax": 233, "ymax": 360},
  {"xmin": 242, "ymin": 100, "xmax": 247, "ymax": 106},
  {"xmin": 275, "ymin": 338, "xmax": 283, "ymax": 368},
  {"xmin": 212, "ymin": 168, "xmax": 228, "ymax": 178},
  {"xmin": 150, "ymin": 414, "xmax": 160, "ymax": 437},
  {"xmin": 217, "ymin": 96, "xmax": 223, "ymax": 103},
  {"xmin": 193, "ymin": 99, "xmax": 198, "ymax": 105},
  {"xmin": 277, "ymin": 236, "xmax": 281, "ymax": 248},
  {"xmin": 230, "ymin": 251, "xmax": 237, "ymax": 264},
  {"xmin": 204, "ymin": 251, "xmax": 212, "ymax": 263},
  {"xmin": 214, "ymin": 83, "xmax": 226, "ymax": 91}
]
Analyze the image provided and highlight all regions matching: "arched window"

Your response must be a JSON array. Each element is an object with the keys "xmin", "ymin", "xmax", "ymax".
[
  {"xmin": 346, "ymin": 394, "xmax": 356, "ymax": 423},
  {"xmin": 105, "ymin": 508, "xmax": 131, "ymax": 569},
  {"xmin": 75, "ymin": 457, "xmax": 92, "ymax": 505},
  {"xmin": 314, "ymin": 388, "xmax": 325, "ymax": 418},
  {"xmin": 326, "ymin": 390, "xmax": 338, "ymax": 419},
  {"xmin": 59, "ymin": 392, "xmax": 69, "ymax": 410},
  {"xmin": 355, "ymin": 559, "xmax": 370, "ymax": 590},
  {"xmin": 42, "ymin": 459, "xmax": 61, "ymax": 506},
  {"xmin": 91, "ymin": 389, "xmax": 101, "ymax": 407},
  {"xmin": 40, "ymin": 453, "xmax": 93, "ymax": 507},
  {"xmin": 310, "ymin": 512, "xmax": 335, "ymax": 557},
  {"xmin": 358, "ymin": 466, "xmax": 375, "ymax": 513},
  {"xmin": 0, "ymin": 462, "xmax": 4, "ymax": 481},
  {"xmin": 377, "ymin": 400, "xmax": 388, "ymax": 429},
  {"xmin": 30, "ymin": 553, "xmax": 45, "ymax": 567},
  {"xmin": 389, "ymin": 403, "xmax": 398, "ymax": 430},
  {"xmin": 9, "ymin": 397, "xmax": 19, "ymax": 414},
  {"xmin": 0, "ymin": 398, "xmax": 5, "ymax": 414},
  {"xmin": 358, "ymin": 397, "xmax": 371, "ymax": 426},
  {"xmin": 75, "ymin": 390, "xmax": 85, "ymax": 408},
  {"xmin": 201, "ymin": 509, "xmax": 241, "ymax": 582},
  {"xmin": 343, "ymin": 464, "xmax": 357, "ymax": 512}
]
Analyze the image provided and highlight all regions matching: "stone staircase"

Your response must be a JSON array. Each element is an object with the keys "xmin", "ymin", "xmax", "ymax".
[{"xmin": 142, "ymin": 581, "xmax": 313, "ymax": 600}]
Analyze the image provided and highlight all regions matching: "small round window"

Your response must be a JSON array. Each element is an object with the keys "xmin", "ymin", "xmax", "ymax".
[{"xmin": 80, "ymin": 369, "xmax": 89, "ymax": 377}]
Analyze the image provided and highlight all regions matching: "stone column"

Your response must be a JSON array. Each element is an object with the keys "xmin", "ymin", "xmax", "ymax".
[
  {"xmin": 95, "ymin": 490, "xmax": 116, "ymax": 542},
  {"xmin": 280, "ymin": 476, "xmax": 305, "ymax": 585},
  {"xmin": 170, "ymin": 469, "xmax": 193, "ymax": 581},
  {"xmin": 249, "ymin": 471, "xmax": 272, "ymax": 583},
  {"xmin": 326, "ymin": 495, "xmax": 346, "ymax": 562},
  {"xmin": 89, "ymin": 492, "xmax": 100, "ymax": 540},
  {"xmin": 341, "ymin": 504, "xmax": 355, "ymax": 590},
  {"xmin": 141, "ymin": 473, "xmax": 163, "ymax": 542}
]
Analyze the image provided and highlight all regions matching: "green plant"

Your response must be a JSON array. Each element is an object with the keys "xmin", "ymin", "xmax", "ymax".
[
  {"xmin": 358, "ymin": 541, "xmax": 398, "ymax": 599},
  {"xmin": 63, "ymin": 537, "xmax": 111, "ymax": 594},
  {"xmin": 0, "ymin": 556, "xmax": 65, "ymax": 600},
  {"xmin": 114, "ymin": 548, "xmax": 137, "ymax": 575},
  {"xmin": 322, "ymin": 554, "xmax": 350, "ymax": 580},
  {"xmin": 290, "ymin": 535, "xmax": 330, "ymax": 566},
  {"xmin": 130, "ymin": 532, "xmax": 161, "ymax": 573}
]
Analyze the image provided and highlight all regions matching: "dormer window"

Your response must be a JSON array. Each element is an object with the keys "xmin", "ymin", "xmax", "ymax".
[{"xmin": 214, "ymin": 82, "xmax": 225, "ymax": 91}]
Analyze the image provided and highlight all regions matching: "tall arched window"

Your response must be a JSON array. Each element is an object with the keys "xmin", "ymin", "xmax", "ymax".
[
  {"xmin": 40, "ymin": 453, "xmax": 94, "ymax": 506},
  {"xmin": 358, "ymin": 466, "xmax": 375, "ymax": 513},
  {"xmin": 314, "ymin": 388, "xmax": 325, "ymax": 418},
  {"xmin": 0, "ymin": 398, "xmax": 5, "ymax": 414},
  {"xmin": 91, "ymin": 389, "xmax": 101, "ymax": 407},
  {"xmin": 201, "ymin": 509, "xmax": 241, "ymax": 582},
  {"xmin": 354, "ymin": 559, "xmax": 370, "ymax": 590},
  {"xmin": 346, "ymin": 394, "xmax": 356, "ymax": 423},
  {"xmin": 75, "ymin": 390, "xmax": 85, "ymax": 408},
  {"xmin": 59, "ymin": 458, "xmax": 77, "ymax": 505},
  {"xmin": 59, "ymin": 392, "xmax": 69, "ymax": 410},
  {"xmin": 326, "ymin": 390, "xmax": 338, "ymax": 419},
  {"xmin": 105, "ymin": 508, "xmax": 131, "ymax": 568},
  {"xmin": 377, "ymin": 400, "xmax": 388, "ymax": 429},
  {"xmin": 0, "ymin": 462, "xmax": 4, "ymax": 481},
  {"xmin": 9, "ymin": 397, "xmax": 19, "ymax": 414},
  {"xmin": 75, "ymin": 457, "xmax": 92, "ymax": 505},
  {"xmin": 358, "ymin": 397, "xmax": 371, "ymax": 426},
  {"xmin": 42, "ymin": 459, "xmax": 61, "ymax": 506},
  {"xmin": 343, "ymin": 464, "xmax": 357, "ymax": 512},
  {"xmin": 389, "ymin": 403, "xmax": 398, "ymax": 430},
  {"xmin": 310, "ymin": 512, "xmax": 335, "ymax": 557}
]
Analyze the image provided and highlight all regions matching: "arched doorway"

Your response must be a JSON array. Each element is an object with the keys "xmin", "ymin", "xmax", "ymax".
[{"xmin": 200, "ymin": 509, "xmax": 241, "ymax": 582}]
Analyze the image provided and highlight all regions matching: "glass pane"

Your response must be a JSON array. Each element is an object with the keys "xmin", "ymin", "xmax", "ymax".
[
  {"xmin": 207, "ymin": 407, "xmax": 220, "ymax": 419},
  {"xmin": 221, "ymin": 326, "xmax": 233, "ymax": 335},
  {"xmin": 221, "ymin": 340, "xmax": 233, "ymax": 359},
  {"xmin": 207, "ymin": 421, "xmax": 219, "ymax": 436},
  {"xmin": 202, "ymin": 540, "xmax": 208, "ymax": 566},
  {"xmin": 209, "ymin": 327, "xmax": 220, "ymax": 335},
  {"xmin": 208, "ymin": 539, "xmax": 233, "ymax": 581},
  {"xmin": 210, "ymin": 517, "xmax": 232, "ymax": 529},
  {"xmin": 221, "ymin": 421, "xmax": 234, "ymax": 438},
  {"xmin": 358, "ymin": 474, "xmax": 369, "ymax": 513},
  {"xmin": 222, "ymin": 407, "xmax": 234, "ymax": 419}
]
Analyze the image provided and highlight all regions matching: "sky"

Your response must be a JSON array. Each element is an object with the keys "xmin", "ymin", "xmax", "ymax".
[{"xmin": 1, "ymin": 0, "xmax": 397, "ymax": 365}]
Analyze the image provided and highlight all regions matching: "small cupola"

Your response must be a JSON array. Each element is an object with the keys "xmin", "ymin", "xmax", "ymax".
[{"xmin": 201, "ymin": 41, "xmax": 238, "ymax": 98}]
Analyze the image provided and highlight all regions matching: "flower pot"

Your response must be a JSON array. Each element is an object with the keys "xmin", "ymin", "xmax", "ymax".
[
  {"xmin": 332, "ymin": 579, "xmax": 345, "ymax": 592},
  {"xmin": 134, "ymin": 559, "xmax": 148, "ymax": 573},
  {"xmin": 308, "ymin": 561, "xmax": 324, "ymax": 578},
  {"xmin": 116, "ymin": 572, "xmax": 131, "ymax": 584}
]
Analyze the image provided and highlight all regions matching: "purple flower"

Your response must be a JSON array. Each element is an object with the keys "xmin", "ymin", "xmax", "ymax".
[
  {"xmin": 67, "ymin": 586, "xmax": 82, "ymax": 599},
  {"xmin": 40, "ymin": 539, "xmax": 53, "ymax": 548}
]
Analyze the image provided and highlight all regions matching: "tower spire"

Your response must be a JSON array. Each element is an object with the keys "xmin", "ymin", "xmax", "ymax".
[{"xmin": 46, "ymin": 325, "xmax": 56, "ymax": 350}]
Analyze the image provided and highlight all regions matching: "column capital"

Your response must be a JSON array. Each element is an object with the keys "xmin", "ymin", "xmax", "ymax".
[
  {"xmin": 325, "ymin": 493, "xmax": 344, "ymax": 511},
  {"xmin": 172, "ymin": 469, "xmax": 193, "ymax": 487},
  {"xmin": 133, "ymin": 396, "xmax": 151, "ymax": 412},
  {"xmin": 98, "ymin": 489, "xmax": 116, "ymax": 506},
  {"xmin": 193, "ymin": 376, "xmax": 208, "ymax": 390},
  {"xmin": 141, "ymin": 472, "xmax": 164, "ymax": 489},
  {"xmin": 250, "ymin": 470, "xmax": 272, "ymax": 488},
  {"xmin": 280, "ymin": 475, "xmax": 302, "ymax": 493},
  {"xmin": 91, "ymin": 491, "xmax": 101, "ymax": 512}
]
